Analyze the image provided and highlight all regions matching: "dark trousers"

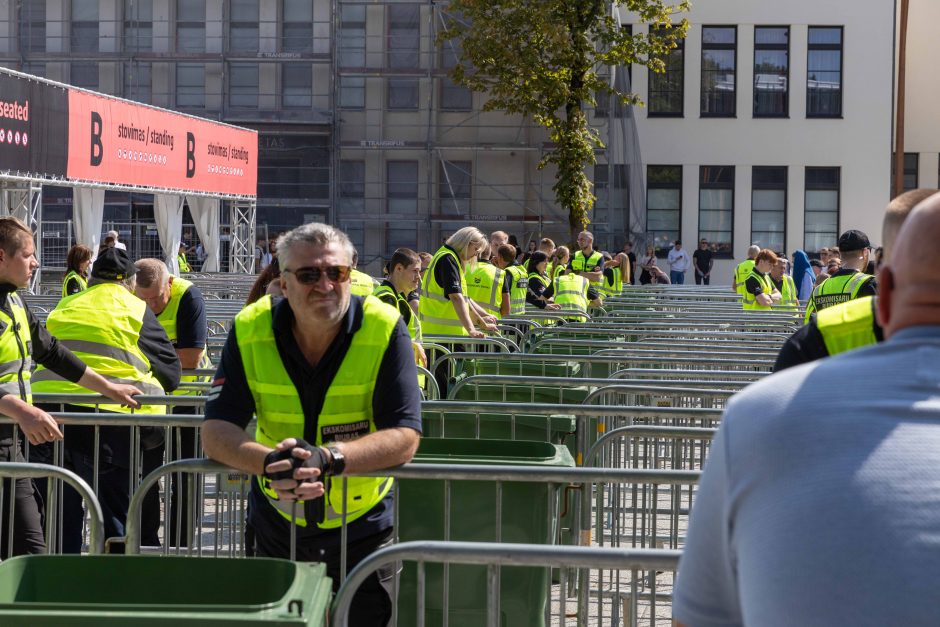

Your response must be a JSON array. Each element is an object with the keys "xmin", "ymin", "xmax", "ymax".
[
  {"xmin": 253, "ymin": 526, "xmax": 396, "ymax": 627},
  {"xmin": 0, "ymin": 441, "xmax": 46, "ymax": 557},
  {"xmin": 141, "ymin": 417, "xmax": 199, "ymax": 548},
  {"xmin": 694, "ymin": 272, "xmax": 710, "ymax": 285},
  {"xmin": 62, "ymin": 450, "xmax": 130, "ymax": 553}
]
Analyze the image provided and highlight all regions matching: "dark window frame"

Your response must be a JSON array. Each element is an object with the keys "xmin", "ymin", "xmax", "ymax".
[
  {"xmin": 700, "ymin": 25, "xmax": 737, "ymax": 118},
  {"xmin": 806, "ymin": 25, "xmax": 844, "ymax": 119},
  {"xmin": 646, "ymin": 164, "xmax": 683, "ymax": 257},
  {"xmin": 698, "ymin": 165, "xmax": 735, "ymax": 258},
  {"xmin": 753, "ymin": 26, "xmax": 789, "ymax": 118},
  {"xmin": 804, "ymin": 166, "xmax": 841, "ymax": 252},
  {"xmin": 750, "ymin": 166, "xmax": 788, "ymax": 254},
  {"xmin": 648, "ymin": 30, "xmax": 684, "ymax": 117}
]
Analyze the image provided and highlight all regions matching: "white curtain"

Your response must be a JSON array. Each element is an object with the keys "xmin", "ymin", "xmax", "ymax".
[
  {"xmin": 72, "ymin": 187, "xmax": 106, "ymax": 259},
  {"xmin": 154, "ymin": 193, "xmax": 184, "ymax": 275},
  {"xmin": 186, "ymin": 196, "xmax": 221, "ymax": 272}
]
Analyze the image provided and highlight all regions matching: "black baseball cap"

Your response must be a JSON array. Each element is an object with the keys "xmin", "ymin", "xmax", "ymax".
[
  {"xmin": 92, "ymin": 247, "xmax": 138, "ymax": 280},
  {"xmin": 837, "ymin": 229, "xmax": 871, "ymax": 253}
]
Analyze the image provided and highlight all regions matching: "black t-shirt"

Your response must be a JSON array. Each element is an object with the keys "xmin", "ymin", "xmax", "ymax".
[
  {"xmin": 526, "ymin": 275, "xmax": 548, "ymax": 308},
  {"xmin": 745, "ymin": 274, "xmax": 767, "ymax": 296},
  {"xmin": 203, "ymin": 296, "xmax": 422, "ymax": 547},
  {"xmin": 501, "ymin": 269, "xmax": 513, "ymax": 294},
  {"xmin": 773, "ymin": 308, "xmax": 884, "ymax": 372},
  {"xmin": 378, "ymin": 279, "xmax": 412, "ymax": 325},
  {"xmin": 64, "ymin": 276, "xmax": 84, "ymax": 296},
  {"xmin": 692, "ymin": 249, "xmax": 713, "ymax": 274},
  {"xmin": 432, "ymin": 246, "xmax": 463, "ymax": 297},
  {"xmin": 172, "ymin": 285, "xmax": 208, "ymax": 349}
]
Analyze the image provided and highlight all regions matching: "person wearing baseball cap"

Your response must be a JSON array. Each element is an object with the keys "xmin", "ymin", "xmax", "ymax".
[
  {"xmin": 802, "ymin": 228, "xmax": 877, "ymax": 323},
  {"xmin": 32, "ymin": 246, "xmax": 181, "ymax": 552}
]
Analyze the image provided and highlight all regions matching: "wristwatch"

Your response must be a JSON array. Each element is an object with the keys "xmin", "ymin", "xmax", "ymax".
[{"xmin": 326, "ymin": 445, "xmax": 346, "ymax": 476}]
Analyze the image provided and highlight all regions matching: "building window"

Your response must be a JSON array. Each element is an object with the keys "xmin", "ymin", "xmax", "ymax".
[
  {"xmin": 229, "ymin": 63, "xmax": 259, "ymax": 108},
  {"xmin": 339, "ymin": 161, "xmax": 366, "ymax": 212},
  {"xmin": 282, "ymin": 0, "xmax": 313, "ymax": 53},
  {"xmin": 338, "ymin": 5, "xmax": 365, "ymax": 68},
  {"xmin": 123, "ymin": 62, "xmax": 152, "ymax": 103},
  {"xmin": 124, "ymin": 0, "xmax": 153, "ymax": 52},
  {"xmin": 646, "ymin": 165, "xmax": 682, "ymax": 255},
  {"xmin": 387, "ymin": 78, "xmax": 419, "ymax": 110},
  {"xmin": 230, "ymin": 0, "xmax": 259, "ymax": 53},
  {"xmin": 891, "ymin": 153, "xmax": 918, "ymax": 195},
  {"xmin": 19, "ymin": 0, "xmax": 46, "ymax": 53},
  {"xmin": 751, "ymin": 166, "xmax": 787, "ymax": 253},
  {"xmin": 699, "ymin": 165, "xmax": 734, "ymax": 255},
  {"xmin": 176, "ymin": 63, "xmax": 205, "ymax": 108},
  {"xmin": 388, "ymin": 5, "xmax": 420, "ymax": 69},
  {"xmin": 21, "ymin": 62, "xmax": 46, "ymax": 77},
  {"xmin": 804, "ymin": 166, "xmax": 840, "ymax": 252},
  {"xmin": 701, "ymin": 26, "xmax": 736, "ymax": 117},
  {"xmin": 282, "ymin": 64, "xmax": 312, "ymax": 108},
  {"xmin": 753, "ymin": 26, "xmax": 788, "ymax": 117},
  {"xmin": 71, "ymin": 0, "xmax": 99, "ymax": 53},
  {"xmin": 71, "ymin": 62, "xmax": 98, "ymax": 90},
  {"xmin": 649, "ymin": 31, "xmax": 684, "ymax": 116},
  {"xmin": 339, "ymin": 76, "xmax": 365, "ymax": 109},
  {"xmin": 440, "ymin": 40, "xmax": 472, "ymax": 111},
  {"xmin": 807, "ymin": 26, "xmax": 843, "ymax": 117},
  {"xmin": 439, "ymin": 160, "xmax": 471, "ymax": 215},
  {"xmin": 177, "ymin": 0, "xmax": 206, "ymax": 53},
  {"xmin": 388, "ymin": 161, "xmax": 420, "ymax": 253}
]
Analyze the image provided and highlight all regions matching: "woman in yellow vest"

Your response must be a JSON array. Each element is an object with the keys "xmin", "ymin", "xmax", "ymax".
[
  {"xmin": 177, "ymin": 243, "xmax": 192, "ymax": 273},
  {"xmin": 742, "ymin": 249, "xmax": 781, "ymax": 310},
  {"xmin": 418, "ymin": 226, "xmax": 497, "ymax": 338},
  {"xmin": 62, "ymin": 244, "xmax": 92, "ymax": 298},
  {"xmin": 525, "ymin": 251, "xmax": 562, "ymax": 311},
  {"xmin": 549, "ymin": 246, "xmax": 570, "ymax": 284}
]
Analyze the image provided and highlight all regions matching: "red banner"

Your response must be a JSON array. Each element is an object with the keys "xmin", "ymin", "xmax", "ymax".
[{"xmin": 66, "ymin": 91, "xmax": 257, "ymax": 197}]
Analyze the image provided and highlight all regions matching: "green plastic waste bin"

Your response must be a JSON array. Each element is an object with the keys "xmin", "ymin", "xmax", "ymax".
[
  {"xmin": 0, "ymin": 555, "xmax": 331, "ymax": 626},
  {"xmin": 397, "ymin": 438, "xmax": 575, "ymax": 627}
]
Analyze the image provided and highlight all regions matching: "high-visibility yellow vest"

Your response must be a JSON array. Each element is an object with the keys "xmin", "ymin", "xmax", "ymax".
[
  {"xmin": 156, "ymin": 277, "xmax": 211, "ymax": 396},
  {"xmin": 571, "ymin": 250, "xmax": 604, "ymax": 290},
  {"xmin": 804, "ymin": 271, "xmax": 874, "ymax": 323},
  {"xmin": 61, "ymin": 270, "xmax": 87, "ymax": 299},
  {"xmin": 177, "ymin": 253, "xmax": 191, "ymax": 273},
  {"xmin": 419, "ymin": 246, "xmax": 468, "ymax": 336},
  {"xmin": 553, "ymin": 274, "xmax": 589, "ymax": 320},
  {"xmin": 742, "ymin": 270, "xmax": 774, "ymax": 311},
  {"xmin": 734, "ymin": 259, "xmax": 756, "ymax": 296},
  {"xmin": 236, "ymin": 295, "xmax": 397, "ymax": 529},
  {"xmin": 527, "ymin": 271, "xmax": 549, "ymax": 294},
  {"xmin": 349, "ymin": 269, "xmax": 374, "ymax": 297},
  {"xmin": 32, "ymin": 283, "xmax": 167, "ymax": 413},
  {"xmin": 778, "ymin": 274, "xmax": 798, "ymax": 309},
  {"xmin": 373, "ymin": 282, "xmax": 421, "ymax": 342},
  {"xmin": 464, "ymin": 262, "xmax": 505, "ymax": 319},
  {"xmin": 599, "ymin": 267, "xmax": 623, "ymax": 299},
  {"xmin": 816, "ymin": 296, "xmax": 879, "ymax": 357},
  {"xmin": 504, "ymin": 264, "xmax": 528, "ymax": 316},
  {"xmin": 551, "ymin": 264, "xmax": 566, "ymax": 283},
  {"xmin": 0, "ymin": 293, "xmax": 33, "ymax": 403}
]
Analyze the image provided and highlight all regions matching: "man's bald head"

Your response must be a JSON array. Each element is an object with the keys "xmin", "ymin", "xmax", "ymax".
[
  {"xmin": 877, "ymin": 195, "xmax": 940, "ymax": 337},
  {"xmin": 883, "ymin": 188, "xmax": 939, "ymax": 262}
]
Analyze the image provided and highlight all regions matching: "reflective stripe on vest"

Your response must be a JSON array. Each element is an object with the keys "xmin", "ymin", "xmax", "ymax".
[
  {"xmin": 553, "ymin": 274, "xmax": 589, "ymax": 318},
  {"xmin": 349, "ymin": 269, "xmax": 374, "ymax": 297},
  {"xmin": 817, "ymin": 296, "xmax": 879, "ymax": 357},
  {"xmin": 504, "ymin": 265, "xmax": 528, "ymax": 315},
  {"xmin": 157, "ymin": 277, "xmax": 211, "ymax": 396},
  {"xmin": 805, "ymin": 271, "xmax": 874, "ymax": 322},
  {"xmin": 62, "ymin": 270, "xmax": 87, "ymax": 299},
  {"xmin": 419, "ymin": 246, "xmax": 468, "ymax": 336},
  {"xmin": 572, "ymin": 250, "xmax": 604, "ymax": 288},
  {"xmin": 734, "ymin": 260, "xmax": 756, "ymax": 296},
  {"xmin": 742, "ymin": 270, "xmax": 774, "ymax": 310},
  {"xmin": 0, "ymin": 293, "xmax": 33, "ymax": 402},
  {"xmin": 780, "ymin": 274, "xmax": 798, "ymax": 308},
  {"xmin": 236, "ymin": 295, "xmax": 397, "ymax": 529},
  {"xmin": 31, "ymin": 283, "xmax": 167, "ymax": 413},
  {"xmin": 464, "ymin": 262, "xmax": 504, "ymax": 318},
  {"xmin": 373, "ymin": 283, "xmax": 421, "ymax": 341}
]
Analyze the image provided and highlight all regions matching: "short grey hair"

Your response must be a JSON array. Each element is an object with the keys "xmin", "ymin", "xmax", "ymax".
[
  {"xmin": 134, "ymin": 258, "xmax": 170, "ymax": 289},
  {"xmin": 276, "ymin": 223, "xmax": 356, "ymax": 270},
  {"xmin": 107, "ymin": 230, "xmax": 120, "ymax": 240}
]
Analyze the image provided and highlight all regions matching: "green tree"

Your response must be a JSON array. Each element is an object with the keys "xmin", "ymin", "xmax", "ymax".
[{"xmin": 439, "ymin": 0, "xmax": 689, "ymax": 234}]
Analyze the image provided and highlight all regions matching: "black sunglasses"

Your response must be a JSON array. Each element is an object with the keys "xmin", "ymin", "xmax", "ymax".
[{"xmin": 283, "ymin": 265, "xmax": 351, "ymax": 284}]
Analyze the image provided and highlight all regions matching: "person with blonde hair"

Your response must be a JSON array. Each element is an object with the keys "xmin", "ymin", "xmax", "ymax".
[
  {"xmin": 549, "ymin": 246, "xmax": 570, "ymax": 283},
  {"xmin": 420, "ymin": 226, "xmax": 497, "ymax": 338}
]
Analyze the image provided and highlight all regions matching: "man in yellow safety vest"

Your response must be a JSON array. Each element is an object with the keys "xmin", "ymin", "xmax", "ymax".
[{"xmin": 202, "ymin": 223, "xmax": 421, "ymax": 627}]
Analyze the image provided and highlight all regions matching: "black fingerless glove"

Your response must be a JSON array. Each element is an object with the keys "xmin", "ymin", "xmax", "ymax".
[{"xmin": 262, "ymin": 438, "xmax": 331, "ymax": 481}]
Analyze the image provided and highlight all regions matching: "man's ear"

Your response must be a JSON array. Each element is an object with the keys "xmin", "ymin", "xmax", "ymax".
[{"xmin": 876, "ymin": 266, "xmax": 894, "ymax": 333}]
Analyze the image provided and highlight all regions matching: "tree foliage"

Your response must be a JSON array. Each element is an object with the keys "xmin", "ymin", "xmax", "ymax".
[{"xmin": 439, "ymin": 0, "xmax": 689, "ymax": 233}]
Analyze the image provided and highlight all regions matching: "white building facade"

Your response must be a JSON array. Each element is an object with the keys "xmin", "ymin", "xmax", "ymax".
[{"xmin": 623, "ymin": 0, "xmax": 895, "ymax": 284}]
